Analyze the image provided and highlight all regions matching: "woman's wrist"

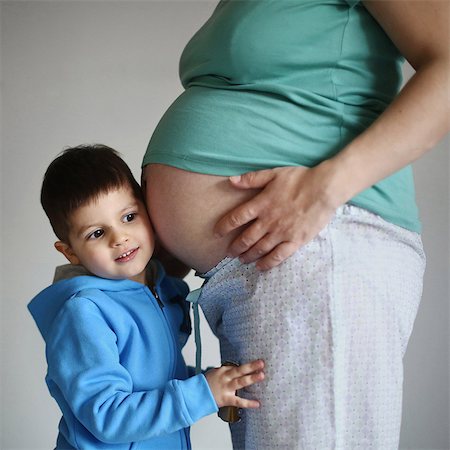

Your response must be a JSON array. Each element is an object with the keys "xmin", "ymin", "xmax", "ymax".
[
  {"xmin": 317, "ymin": 133, "xmax": 390, "ymax": 209},
  {"xmin": 313, "ymin": 158, "xmax": 354, "ymax": 210}
]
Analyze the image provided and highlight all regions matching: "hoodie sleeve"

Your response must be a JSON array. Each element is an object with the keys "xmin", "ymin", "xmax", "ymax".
[{"xmin": 46, "ymin": 296, "xmax": 218, "ymax": 445}]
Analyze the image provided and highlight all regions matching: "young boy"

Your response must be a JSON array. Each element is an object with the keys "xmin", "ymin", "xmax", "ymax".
[{"xmin": 28, "ymin": 145, "xmax": 264, "ymax": 450}]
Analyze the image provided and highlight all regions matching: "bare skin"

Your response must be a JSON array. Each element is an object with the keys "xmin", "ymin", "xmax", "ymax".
[
  {"xmin": 205, "ymin": 360, "xmax": 265, "ymax": 408},
  {"xmin": 143, "ymin": 164, "xmax": 259, "ymax": 273}
]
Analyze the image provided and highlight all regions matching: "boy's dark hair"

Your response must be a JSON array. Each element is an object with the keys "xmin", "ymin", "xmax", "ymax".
[{"xmin": 41, "ymin": 144, "xmax": 144, "ymax": 242}]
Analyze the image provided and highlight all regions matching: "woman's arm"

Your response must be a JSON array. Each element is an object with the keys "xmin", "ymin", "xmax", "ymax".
[
  {"xmin": 331, "ymin": 0, "xmax": 450, "ymax": 202},
  {"xmin": 215, "ymin": 0, "xmax": 450, "ymax": 270}
]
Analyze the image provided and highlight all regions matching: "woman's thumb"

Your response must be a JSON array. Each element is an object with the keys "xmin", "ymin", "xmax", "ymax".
[{"xmin": 229, "ymin": 169, "xmax": 275, "ymax": 189}]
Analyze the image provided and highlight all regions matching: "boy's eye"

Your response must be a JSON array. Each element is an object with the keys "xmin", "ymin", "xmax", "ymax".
[
  {"xmin": 123, "ymin": 213, "xmax": 136, "ymax": 223},
  {"xmin": 88, "ymin": 229, "xmax": 104, "ymax": 240}
]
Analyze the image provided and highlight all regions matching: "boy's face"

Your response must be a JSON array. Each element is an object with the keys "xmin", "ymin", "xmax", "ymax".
[{"xmin": 56, "ymin": 186, "xmax": 154, "ymax": 284}]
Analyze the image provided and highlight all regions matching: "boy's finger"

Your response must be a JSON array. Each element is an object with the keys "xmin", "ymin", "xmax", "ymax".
[
  {"xmin": 230, "ymin": 359, "xmax": 264, "ymax": 377},
  {"xmin": 232, "ymin": 371, "xmax": 265, "ymax": 391},
  {"xmin": 234, "ymin": 397, "xmax": 261, "ymax": 409}
]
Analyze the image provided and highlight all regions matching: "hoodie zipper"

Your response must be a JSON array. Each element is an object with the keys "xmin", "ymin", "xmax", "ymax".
[
  {"xmin": 146, "ymin": 284, "xmax": 178, "ymax": 380},
  {"xmin": 149, "ymin": 285, "xmax": 164, "ymax": 309}
]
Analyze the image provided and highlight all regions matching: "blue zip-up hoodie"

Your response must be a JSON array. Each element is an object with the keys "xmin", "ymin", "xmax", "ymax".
[{"xmin": 28, "ymin": 263, "xmax": 218, "ymax": 449}]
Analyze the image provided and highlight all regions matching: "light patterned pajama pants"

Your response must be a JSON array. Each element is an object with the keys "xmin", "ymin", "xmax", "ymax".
[{"xmin": 197, "ymin": 205, "xmax": 425, "ymax": 450}]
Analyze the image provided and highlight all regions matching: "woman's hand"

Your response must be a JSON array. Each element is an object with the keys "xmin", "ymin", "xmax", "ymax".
[
  {"xmin": 205, "ymin": 360, "xmax": 265, "ymax": 409},
  {"xmin": 214, "ymin": 161, "xmax": 346, "ymax": 270}
]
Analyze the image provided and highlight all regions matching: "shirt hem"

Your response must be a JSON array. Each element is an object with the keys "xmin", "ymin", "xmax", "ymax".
[{"xmin": 143, "ymin": 154, "xmax": 421, "ymax": 234}]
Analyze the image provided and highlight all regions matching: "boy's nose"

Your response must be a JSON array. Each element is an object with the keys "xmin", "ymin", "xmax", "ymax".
[{"xmin": 110, "ymin": 230, "xmax": 129, "ymax": 247}]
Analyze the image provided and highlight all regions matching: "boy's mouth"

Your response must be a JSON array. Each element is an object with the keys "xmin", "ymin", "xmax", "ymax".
[{"xmin": 115, "ymin": 247, "xmax": 138, "ymax": 262}]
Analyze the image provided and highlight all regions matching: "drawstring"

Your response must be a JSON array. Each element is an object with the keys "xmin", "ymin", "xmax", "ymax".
[
  {"xmin": 186, "ymin": 260, "xmax": 232, "ymax": 375},
  {"xmin": 186, "ymin": 283, "xmax": 206, "ymax": 375}
]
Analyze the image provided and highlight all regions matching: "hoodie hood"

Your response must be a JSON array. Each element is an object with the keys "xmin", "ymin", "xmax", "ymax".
[
  {"xmin": 53, "ymin": 264, "xmax": 92, "ymax": 282},
  {"xmin": 28, "ymin": 262, "xmax": 163, "ymax": 341}
]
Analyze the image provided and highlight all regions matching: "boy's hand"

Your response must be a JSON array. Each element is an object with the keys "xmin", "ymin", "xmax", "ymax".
[{"xmin": 205, "ymin": 360, "xmax": 265, "ymax": 408}]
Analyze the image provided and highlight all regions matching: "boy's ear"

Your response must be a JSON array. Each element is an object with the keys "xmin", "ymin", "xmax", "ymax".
[{"xmin": 54, "ymin": 241, "xmax": 81, "ymax": 265}]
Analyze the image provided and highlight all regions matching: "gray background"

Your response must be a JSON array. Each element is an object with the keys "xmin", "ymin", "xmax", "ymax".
[{"xmin": 1, "ymin": 1, "xmax": 448, "ymax": 449}]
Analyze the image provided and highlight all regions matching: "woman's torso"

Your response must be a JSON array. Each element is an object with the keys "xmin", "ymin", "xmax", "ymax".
[{"xmin": 144, "ymin": 0, "xmax": 419, "ymax": 272}]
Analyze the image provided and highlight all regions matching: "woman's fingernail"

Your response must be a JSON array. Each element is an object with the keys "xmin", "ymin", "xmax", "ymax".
[{"xmin": 230, "ymin": 175, "xmax": 241, "ymax": 183}]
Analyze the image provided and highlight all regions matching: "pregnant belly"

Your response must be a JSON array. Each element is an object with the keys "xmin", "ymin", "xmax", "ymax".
[{"xmin": 143, "ymin": 164, "xmax": 259, "ymax": 273}]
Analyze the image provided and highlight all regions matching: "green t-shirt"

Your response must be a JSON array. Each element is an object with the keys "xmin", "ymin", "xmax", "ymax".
[{"xmin": 144, "ymin": 0, "xmax": 421, "ymax": 232}]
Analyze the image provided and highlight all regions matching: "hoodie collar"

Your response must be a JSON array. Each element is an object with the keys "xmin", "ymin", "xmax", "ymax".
[
  {"xmin": 28, "ymin": 260, "xmax": 165, "ymax": 340},
  {"xmin": 52, "ymin": 260, "xmax": 164, "ymax": 287},
  {"xmin": 53, "ymin": 264, "xmax": 92, "ymax": 282}
]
